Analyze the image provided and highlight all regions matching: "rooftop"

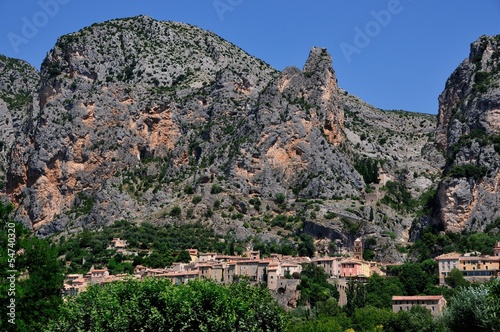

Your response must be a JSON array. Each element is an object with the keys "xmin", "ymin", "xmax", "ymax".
[
  {"xmin": 392, "ymin": 295, "xmax": 444, "ymax": 301},
  {"xmin": 435, "ymin": 252, "xmax": 462, "ymax": 260}
]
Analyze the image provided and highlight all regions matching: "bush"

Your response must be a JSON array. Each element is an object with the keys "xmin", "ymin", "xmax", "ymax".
[
  {"xmin": 275, "ymin": 193, "xmax": 286, "ymax": 205},
  {"xmin": 385, "ymin": 305, "xmax": 447, "ymax": 332},
  {"xmin": 473, "ymin": 71, "xmax": 492, "ymax": 93},
  {"xmin": 184, "ymin": 185, "xmax": 194, "ymax": 194},
  {"xmin": 351, "ymin": 306, "xmax": 393, "ymax": 332},
  {"xmin": 271, "ymin": 215, "xmax": 288, "ymax": 227},
  {"xmin": 324, "ymin": 211, "xmax": 336, "ymax": 219},
  {"xmin": 192, "ymin": 195, "xmax": 202, "ymax": 205},
  {"xmin": 444, "ymin": 283, "xmax": 499, "ymax": 332},
  {"xmin": 448, "ymin": 164, "xmax": 488, "ymax": 180},
  {"xmin": 211, "ymin": 184, "xmax": 222, "ymax": 194},
  {"xmin": 169, "ymin": 206, "xmax": 182, "ymax": 217},
  {"xmin": 287, "ymin": 316, "xmax": 346, "ymax": 332}
]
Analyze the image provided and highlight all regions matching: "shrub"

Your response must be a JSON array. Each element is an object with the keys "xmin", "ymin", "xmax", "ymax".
[
  {"xmin": 169, "ymin": 206, "xmax": 182, "ymax": 217},
  {"xmin": 211, "ymin": 184, "xmax": 222, "ymax": 194},
  {"xmin": 324, "ymin": 211, "xmax": 337, "ymax": 219},
  {"xmin": 183, "ymin": 185, "xmax": 194, "ymax": 194},
  {"xmin": 192, "ymin": 195, "xmax": 202, "ymax": 205},
  {"xmin": 444, "ymin": 283, "xmax": 498, "ymax": 331},
  {"xmin": 271, "ymin": 215, "xmax": 288, "ymax": 227},
  {"xmin": 448, "ymin": 164, "xmax": 488, "ymax": 180},
  {"xmin": 275, "ymin": 193, "xmax": 286, "ymax": 205}
]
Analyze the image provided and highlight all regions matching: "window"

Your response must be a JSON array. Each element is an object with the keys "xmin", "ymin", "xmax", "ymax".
[
  {"xmin": 432, "ymin": 306, "xmax": 435, "ymax": 311},
  {"xmin": 399, "ymin": 306, "xmax": 403, "ymax": 311}
]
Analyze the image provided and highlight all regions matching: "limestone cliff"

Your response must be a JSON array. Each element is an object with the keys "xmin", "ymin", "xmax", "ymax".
[
  {"xmin": 3, "ymin": 16, "xmax": 362, "ymax": 235},
  {"xmin": 2, "ymin": 16, "xmax": 486, "ymax": 262},
  {"xmin": 0, "ymin": 55, "xmax": 39, "ymax": 194},
  {"xmin": 436, "ymin": 35, "xmax": 500, "ymax": 232}
]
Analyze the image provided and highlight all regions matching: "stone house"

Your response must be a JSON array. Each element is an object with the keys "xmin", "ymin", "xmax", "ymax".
[
  {"xmin": 267, "ymin": 265, "xmax": 279, "ymax": 290},
  {"xmin": 435, "ymin": 252, "xmax": 461, "ymax": 285},
  {"xmin": 165, "ymin": 270, "xmax": 199, "ymax": 285},
  {"xmin": 90, "ymin": 268, "xmax": 109, "ymax": 285},
  {"xmin": 281, "ymin": 262, "xmax": 302, "ymax": 278},
  {"xmin": 198, "ymin": 252, "xmax": 217, "ymax": 262},
  {"xmin": 459, "ymin": 255, "xmax": 500, "ymax": 282},
  {"xmin": 187, "ymin": 248, "xmax": 198, "ymax": 262},
  {"xmin": 236, "ymin": 260, "xmax": 261, "ymax": 281},
  {"xmin": 246, "ymin": 250, "xmax": 261, "ymax": 260},
  {"xmin": 311, "ymin": 257, "xmax": 342, "ymax": 278},
  {"xmin": 392, "ymin": 295, "xmax": 447, "ymax": 316},
  {"xmin": 110, "ymin": 238, "xmax": 127, "ymax": 249},
  {"xmin": 340, "ymin": 259, "xmax": 370, "ymax": 278},
  {"xmin": 198, "ymin": 263, "xmax": 213, "ymax": 280}
]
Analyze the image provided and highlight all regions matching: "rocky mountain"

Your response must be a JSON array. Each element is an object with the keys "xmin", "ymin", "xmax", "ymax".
[
  {"xmin": 0, "ymin": 16, "xmax": 498, "ymax": 261},
  {"xmin": 436, "ymin": 35, "xmax": 500, "ymax": 233}
]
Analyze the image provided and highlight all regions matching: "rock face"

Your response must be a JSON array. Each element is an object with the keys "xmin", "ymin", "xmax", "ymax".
[
  {"xmin": 7, "ymin": 16, "xmax": 281, "ymax": 230},
  {"xmin": 0, "ymin": 55, "xmax": 39, "ymax": 194},
  {"xmin": 1, "ymin": 16, "xmax": 497, "ymax": 256},
  {"xmin": 2, "ymin": 16, "xmax": 363, "ymax": 235},
  {"xmin": 436, "ymin": 35, "xmax": 500, "ymax": 232},
  {"xmin": 247, "ymin": 47, "xmax": 361, "ymax": 201}
]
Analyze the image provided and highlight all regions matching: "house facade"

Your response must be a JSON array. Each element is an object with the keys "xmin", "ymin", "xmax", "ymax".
[
  {"xmin": 341, "ymin": 259, "xmax": 370, "ymax": 278},
  {"xmin": 435, "ymin": 252, "xmax": 461, "ymax": 285},
  {"xmin": 311, "ymin": 257, "xmax": 342, "ymax": 278},
  {"xmin": 436, "ymin": 247, "xmax": 500, "ymax": 285},
  {"xmin": 459, "ymin": 255, "xmax": 500, "ymax": 282},
  {"xmin": 392, "ymin": 295, "xmax": 447, "ymax": 317}
]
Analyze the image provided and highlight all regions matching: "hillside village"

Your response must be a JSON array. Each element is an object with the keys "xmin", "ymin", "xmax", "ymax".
[
  {"xmin": 63, "ymin": 236, "xmax": 500, "ymax": 314},
  {"xmin": 0, "ymin": 11, "xmax": 499, "ymax": 330},
  {"xmin": 63, "ymin": 237, "xmax": 379, "ymax": 308}
]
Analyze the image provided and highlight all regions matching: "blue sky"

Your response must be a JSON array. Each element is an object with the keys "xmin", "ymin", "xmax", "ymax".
[{"xmin": 0, "ymin": 1, "xmax": 499, "ymax": 114}]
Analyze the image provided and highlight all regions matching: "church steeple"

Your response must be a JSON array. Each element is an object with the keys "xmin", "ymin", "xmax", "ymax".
[{"xmin": 354, "ymin": 237, "xmax": 363, "ymax": 260}]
